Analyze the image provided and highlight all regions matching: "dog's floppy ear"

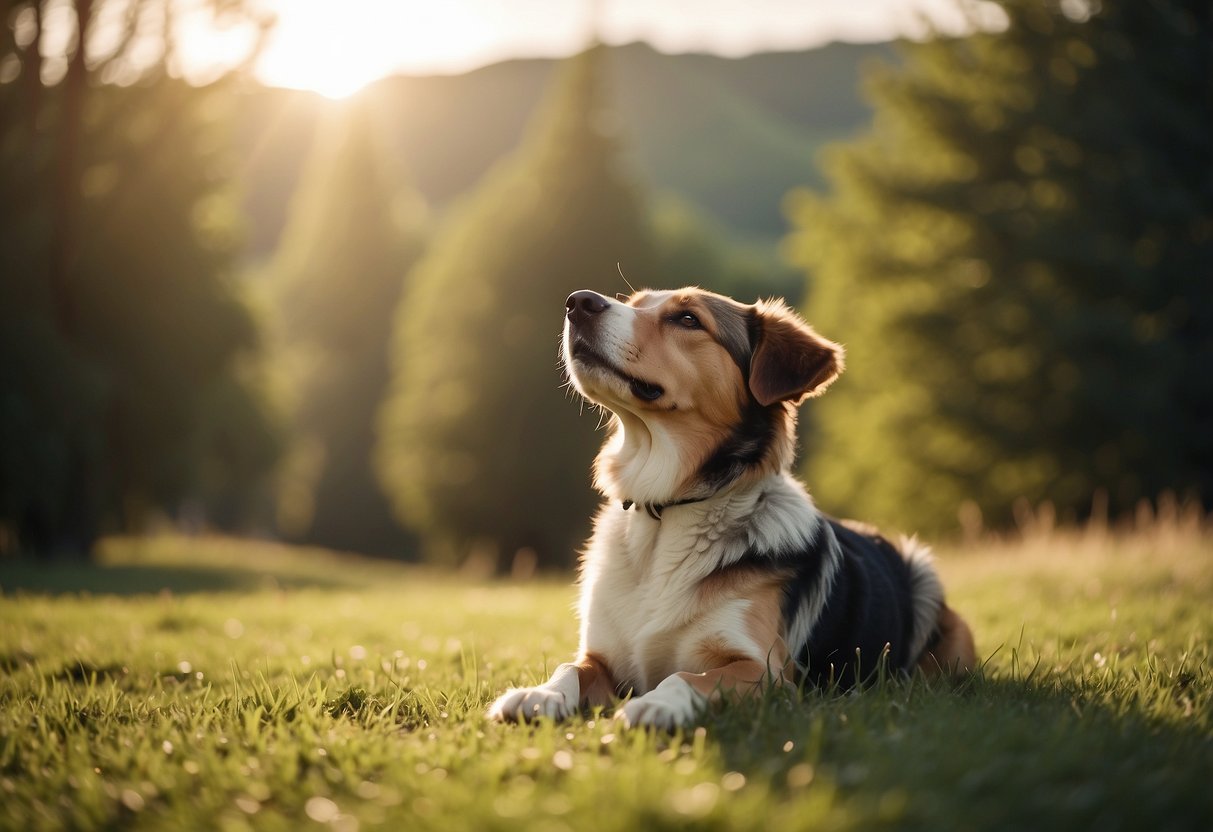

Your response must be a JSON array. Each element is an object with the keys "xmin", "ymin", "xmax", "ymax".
[{"xmin": 749, "ymin": 300, "xmax": 844, "ymax": 406}]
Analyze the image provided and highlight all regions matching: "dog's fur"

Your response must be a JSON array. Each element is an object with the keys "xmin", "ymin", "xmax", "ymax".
[{"xmin": 488, "ymin": 287, "xmax": 977, "ymax": 729}]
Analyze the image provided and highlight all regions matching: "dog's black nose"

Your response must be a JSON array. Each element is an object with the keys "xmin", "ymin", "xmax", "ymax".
[{"xmin": 566, "ymin": 290, "xmax": 610, "ymax": 326}]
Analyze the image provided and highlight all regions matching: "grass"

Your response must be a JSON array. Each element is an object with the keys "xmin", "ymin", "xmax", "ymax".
[{"xmin": 1, "ymin": 522, "xmax": 1210, "ymax": 831}]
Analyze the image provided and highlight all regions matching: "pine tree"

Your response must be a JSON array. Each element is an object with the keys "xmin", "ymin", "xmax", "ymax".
[
  {"xmin": 0, "ymin": 1, "xmax": 280, "ymax": 554},
  {"xmin": 650, "ymin": 195, "xmax": 802, "ymax": 304},
  {"xmin": 377, "ymin": 46, "xmax": 657, "ymax": 569},
  {"xmin": 785, "ymin": 0, "xmax": 1213, "ymax": 533},
  {"xmin": 271, "ymin": 96, "xmax": 426, "ymax": 556}
]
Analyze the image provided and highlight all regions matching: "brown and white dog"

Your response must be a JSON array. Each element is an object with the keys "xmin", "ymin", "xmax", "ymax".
[{"xmin": 488, "ymin": 287, "xmax": 976, "ymax": 729}]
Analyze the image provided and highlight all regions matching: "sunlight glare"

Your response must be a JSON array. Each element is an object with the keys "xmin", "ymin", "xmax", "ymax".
[
  {"xmin": 256, "ymin": 3, "xmax": 384, "ymax": 99},
  {"xmin": 174, "ymin": 0, "xmax": 1000, "ymax": 97},
  {"xmin": 254, "ymin": 1, "xmax": 495, "ymax": 98}
]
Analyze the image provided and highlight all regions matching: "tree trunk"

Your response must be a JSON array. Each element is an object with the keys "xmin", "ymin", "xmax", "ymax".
[
  {"xmin": 25, "ymin": 1, "xmax": 44, "ymax": 135},
  {"xmin": 49, "ymin": 0, "xmax": 100, "ymax": 558},
  {"xmin": 49, "ymin": 0, "xmax": 91, "ymax": 339}
]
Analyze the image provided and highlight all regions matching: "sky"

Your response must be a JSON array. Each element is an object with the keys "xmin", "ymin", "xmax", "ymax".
[{"xmin": 179, "ymin": 0, "xmax": 1001, "ymax": 99}]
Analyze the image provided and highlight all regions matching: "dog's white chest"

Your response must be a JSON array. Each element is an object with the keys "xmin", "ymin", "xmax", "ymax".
[{"xmin": 579, "ymin": 506, "xmax": 750, "ymax": 694}]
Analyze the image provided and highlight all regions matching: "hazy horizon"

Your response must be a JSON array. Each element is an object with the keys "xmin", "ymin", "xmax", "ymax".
[{"xmin": 172, "ymin": 0, "xmax": 1003, "ymax": 98}]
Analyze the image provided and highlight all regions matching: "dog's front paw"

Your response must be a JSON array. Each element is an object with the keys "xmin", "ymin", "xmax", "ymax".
[
  {"xmin": 615, "ymin": 676, "xmax": 702, "ymax": 731},
  {"xmin": 487, "ymin": 685, "xmax": 574, "ymax": 723}
]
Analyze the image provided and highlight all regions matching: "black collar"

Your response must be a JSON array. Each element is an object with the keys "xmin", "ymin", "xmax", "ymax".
[{"xmin": 621, "ymin": 495, "xmax": 708, "ymax": 520}]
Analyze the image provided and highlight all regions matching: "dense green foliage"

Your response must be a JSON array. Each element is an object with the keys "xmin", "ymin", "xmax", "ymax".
[
  {"xmin": 6, "ymin": 0, "xmax": 1206, "ymax": 574},
  {"xmin": 0, "ymin": 527, "xmax": 1209, "ymax": 829},
  {"xmin": 787, "ymin": 0, "xmax": 1213, "ymax": 533},
  {"xmin": 270, "ymin": 99, "xmax": 425, "ymax": 556},
  {"xmin": 376, "ymin": 47, "xmax": 657, "ymax": 569},
  {"xmin": 0, "ymin": 1, "xmax": 280, "ymax": 555}
]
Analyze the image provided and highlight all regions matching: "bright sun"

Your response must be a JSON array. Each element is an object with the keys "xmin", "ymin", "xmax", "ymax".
[
  {"xmin": 256, "ymin": 5, "xmax": 393, "ymax": 99},
  {"xmin": 181, "ymin": 1, "xmax": 501, "ymax": 98}
]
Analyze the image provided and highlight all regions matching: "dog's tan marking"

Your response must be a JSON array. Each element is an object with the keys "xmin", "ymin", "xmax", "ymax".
[
  {"xmin": 696, "ymin": 565, "xmax": 784, "ymax": 607},
  {"xmin": 686, "ymin": 582, "xmax": 792, "ymax": 685},
  {"xmin": 691, "ymin": 637, "xmax": 745, "ymax": 670},
  {"xmin": 917, "ymin": 605, "xmax": 978, "ymax": 677},
  {"xmin": 749, "ymin": 299, "xmax": 843, "ymax": 405},
  {"xmin": 575, "ymin": 652, "xmax": 618, "ymax": 708},
  {"xmin": 673, "ymin": 659, "xmax": 772, "ymax": 701},
  {"xmin": 742, "ymin": 582, "xmax": 792, "ymax": 675},
  {"xmin": 629, "ymin": 296, "xmax": 748, "ymax": 420}
]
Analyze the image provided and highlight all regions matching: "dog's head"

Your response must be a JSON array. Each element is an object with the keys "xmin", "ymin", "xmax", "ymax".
[{"xmin": 562, "ymin": 287, "xmax": 844, "ymax": 506}]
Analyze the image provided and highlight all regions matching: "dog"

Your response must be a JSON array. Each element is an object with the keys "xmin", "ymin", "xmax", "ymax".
[{"xmin": 487, "ymin": 287, "xmax": 977, "ymax": 729}]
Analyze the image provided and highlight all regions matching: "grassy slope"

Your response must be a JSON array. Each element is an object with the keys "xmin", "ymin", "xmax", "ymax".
[{"xmin": 1, "ymin": 527, "xmax": 1209, "ymax": 831}]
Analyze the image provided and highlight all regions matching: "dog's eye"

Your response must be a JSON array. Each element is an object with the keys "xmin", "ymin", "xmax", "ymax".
[{"xmin": 675, "ymin": 312, "xmax": 701, "ymax": 329}]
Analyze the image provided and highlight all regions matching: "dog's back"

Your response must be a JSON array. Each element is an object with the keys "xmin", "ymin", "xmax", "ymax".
[{"xmin": 793, "ymin": 520, "xmax": 926, "ymax": 688}]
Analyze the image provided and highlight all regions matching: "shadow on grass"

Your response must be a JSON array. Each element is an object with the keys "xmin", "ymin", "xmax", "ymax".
[
  {"xmin": 709, "ymin": 669, "xmax": 1211, "ymax": 831},
  {"xmin": 0, "ymin": 561, "xmax": 346, "ymax": 596}
]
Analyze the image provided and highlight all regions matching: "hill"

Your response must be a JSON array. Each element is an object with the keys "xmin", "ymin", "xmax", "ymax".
[{"xmin": 234, "ymin": 41, "xmax": 894, "ymax": 259}]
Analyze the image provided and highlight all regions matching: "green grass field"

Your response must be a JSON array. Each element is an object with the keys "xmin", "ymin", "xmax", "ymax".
[{"xmin": 2, "ymin": 521, "xmax": 1210, "ymax": 831}]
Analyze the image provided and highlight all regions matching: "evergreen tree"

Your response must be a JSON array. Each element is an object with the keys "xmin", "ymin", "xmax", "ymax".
[
  {"xmin": 650, "ymin": 195, "xmax": 803, "ymax": 305},
  {"xmin": 271, "ymin": 96, "xmax": 426, "ymax": 556},
  {"xmin": 0, "ymin": 1, "xmax": 280, "ymax": 554},
  {"xmin": 786, "ymin": 0, "xmax": 1213, "ymax": 533},
  {"xmin": 377, "ymin": 46, "xmax": 657, "ymax": 569}
]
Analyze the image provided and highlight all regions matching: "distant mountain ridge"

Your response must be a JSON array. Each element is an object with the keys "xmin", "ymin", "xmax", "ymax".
[{"xmin": 235, "ymin": 41, "xmax": 895, "ymax": 259}]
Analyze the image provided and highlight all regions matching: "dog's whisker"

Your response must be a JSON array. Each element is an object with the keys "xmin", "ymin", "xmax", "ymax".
[{"xmin": 616, "ymin": 262, "xmax": 636, "ymax": 295}]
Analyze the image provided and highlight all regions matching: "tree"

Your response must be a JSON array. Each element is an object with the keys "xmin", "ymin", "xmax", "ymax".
[
  {"xmin": 0, "ymin": 1, "xmax": 280, "ymax": 554},
  {"xmin": 650, "ymin": 194, "xmax": 803, "ymax": 305},
  {"xmin": 377, "ymin": 45, "xmax": 658, "ymax": 570},
  {"xmin": 270, "ymin": 95, "xmax": 426, "ymax": 556},
  {"xmin": 785, "ymin": 0, "xmax": 1213, "ymax": 534}
]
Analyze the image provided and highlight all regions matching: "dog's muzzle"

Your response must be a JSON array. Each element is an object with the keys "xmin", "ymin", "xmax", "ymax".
[{"xmin": 563, "ymin": 290, "xmax": 665, "ymax": 403}]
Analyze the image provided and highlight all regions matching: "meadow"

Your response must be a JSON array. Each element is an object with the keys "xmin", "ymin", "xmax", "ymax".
[{"xmin": 1, "ymin": 513, "xmax": 1210, "ymax": 831}]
